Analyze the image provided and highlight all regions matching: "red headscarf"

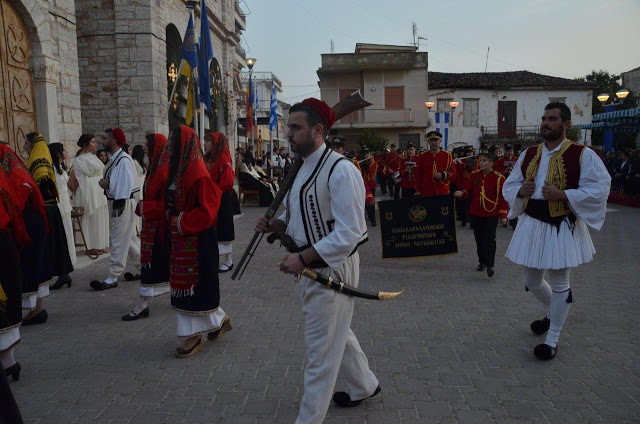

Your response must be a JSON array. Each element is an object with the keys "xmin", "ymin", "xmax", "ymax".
[
  {"xmin": 0, "ymin": 144, "xmax": 48, "ymax": 232},
  {"xmin": 167, "ymin": 126, "xmax": 210, "ymax": 212},
  {"xmin": 140, "ymin": 134, "xmax": 169, "ymax": 266},
  {"xmin": 204, "ymin": 132, "xmax": 234, "ymax": 192},
  {"xmin": 0, "ymin": 167, "xmax": 28, "ymax": 246},
  {"xmin": 143, "ymin": 133, "xmax": 169, "ymax": 201}
]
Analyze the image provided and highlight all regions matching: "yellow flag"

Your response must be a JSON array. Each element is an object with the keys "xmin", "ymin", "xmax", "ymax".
[{"xmin": 185, "ymin": 78, "xmax": 194, "ymax": 125}]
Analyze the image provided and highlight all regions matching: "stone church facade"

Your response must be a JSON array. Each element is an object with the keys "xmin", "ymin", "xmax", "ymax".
[{"xmin": 2, "ymin": 0, "xmax": 247, "ymax": 157}]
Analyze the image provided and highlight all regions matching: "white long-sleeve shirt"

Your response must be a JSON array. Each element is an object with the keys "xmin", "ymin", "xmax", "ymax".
[{"xmin": 502, "ymin": 140, "xmax": 611, "ymax": 230}]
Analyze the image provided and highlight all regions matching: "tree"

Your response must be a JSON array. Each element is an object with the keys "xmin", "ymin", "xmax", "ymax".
[
  {"xmin": 358, "ymin": 129, "xmax": 388, "ymax": 152},
  {"xmin": 575, "ymin": 70, "xmax": 639, "ymax": 147}
]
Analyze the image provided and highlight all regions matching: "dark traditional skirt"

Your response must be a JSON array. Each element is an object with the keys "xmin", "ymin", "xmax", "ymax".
[
  {"xmin": 0, "ymin": 231, "xmax": 21, "ymax": 338},
  {"xmin": 217, "ymin": 190, "xmax": 235, "ymax": 242},
  {"xmin": 141, "ymin": 228, "xmax": 170, "ymax": 288},
  {"xmin": 231, "ymin": 188, "xmax": 241, "ymax": 215},
  {"xmin": 20, "ymin": 208, "xmax": 52, "ymax": 296},
  {"xmin": 171, "ymin": 226, "xmax": 220, "ymax": 313},
  {"xmin": 45, "ymin": 205, "xmax": 74, "ymax": 277}
]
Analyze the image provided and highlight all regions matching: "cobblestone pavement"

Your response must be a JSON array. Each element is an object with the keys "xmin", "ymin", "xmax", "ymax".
[{"xmin": 10, "ymin": 200, "xmax": 640, "ymax": 424}]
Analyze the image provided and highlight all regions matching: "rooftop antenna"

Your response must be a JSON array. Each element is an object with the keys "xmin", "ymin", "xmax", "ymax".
[
  {"xmin": 417, "ymin": 36, "xmax": 428, "ymax": 51},
  {"xmin": 330, "ymin": 38, "xmax": 335, "ymax": 53},
  {"xmin": 484, "ymin": 46, "xmax": 490, "ymax": 72},
  {"xmin": 412, "ymin": 22, "xmax": 417, "ymax": 48}
]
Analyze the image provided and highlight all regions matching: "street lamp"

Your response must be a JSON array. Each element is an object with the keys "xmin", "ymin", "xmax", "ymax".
[
  {"xmin": 597, "ymin": 88, "xmax": 630, "ymax": 107},
  {"xmin": 425, "ymin": 101, "xmax": 435, "ymax": 110},
  {"xmin": 449, "ymin": 101, "xmax": 459, "ymax": 109},
  {"xmin": 246, "ymin": 57, "xmax": 257, "ymax": 70}
]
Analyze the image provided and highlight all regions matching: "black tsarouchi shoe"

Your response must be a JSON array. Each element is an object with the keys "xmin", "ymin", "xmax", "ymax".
[{"xmin": 333, "ymin": 386, "xmax": 381, "ymax": 408}]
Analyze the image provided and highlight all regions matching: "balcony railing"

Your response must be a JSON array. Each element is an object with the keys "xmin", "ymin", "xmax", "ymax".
[
  {"xmin": 364, "ymin": 108, "xmax": 412, "ymax": 123},
  {"xmin": 481, "ymin": 125, "xmax": 540, "ymax": 141},
  {"xmin": 235, "ymin": 45, "xmax": 246, "ymax": 61}
]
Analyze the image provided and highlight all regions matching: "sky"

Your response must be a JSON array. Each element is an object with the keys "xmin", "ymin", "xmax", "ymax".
[{"xmin": 240, "ymin": 0, "xmax": 640, "ymax": 104}]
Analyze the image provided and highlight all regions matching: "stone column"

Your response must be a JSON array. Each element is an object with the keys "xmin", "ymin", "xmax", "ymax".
[{"xmin": 31, "ymin": 56, "xmax": 61, "ymax": 144}]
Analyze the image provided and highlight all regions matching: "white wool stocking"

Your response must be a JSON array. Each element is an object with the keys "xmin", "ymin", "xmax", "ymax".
[
  {"xmin": 544, "ymin": 268, "xmax": 572, "ymax": 347},
  {"xmin": 522, "ymin": 267, "xmax": 552, "ymax": 316}
]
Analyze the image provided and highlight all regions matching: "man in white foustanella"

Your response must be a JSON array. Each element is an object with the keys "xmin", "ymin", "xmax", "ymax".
[
  {"xmin": 90, "ymin": 128, "xmax": 141, "ymax": 291},
  {"xmin": 502, "ymin": 102, "xmax": 610, "ymax": 360},
  {"xmin": 256, "ymin": 98, "xmax": 380, "ymax": 424}
]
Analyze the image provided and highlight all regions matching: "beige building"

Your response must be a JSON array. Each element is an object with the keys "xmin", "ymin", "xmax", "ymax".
[
  {"xmin": 318, "ymin": 43, "xmax": 429, "ymax": 152},
  {"xmin": 0, "ymin": 0, "xmax": 247, "ymax": 159}
]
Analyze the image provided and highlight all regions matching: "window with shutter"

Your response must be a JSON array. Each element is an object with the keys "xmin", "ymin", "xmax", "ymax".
[
  {"xmin": 385, "ymin": 87, "xmax": 404, "ymax": 110},
  {"xmin": 463, "ymin": 99, "xmax": 479, "ymax": 126},
  {"xmin": 437, "ymin": 98, "xmax": 453, "ymax": 113}
]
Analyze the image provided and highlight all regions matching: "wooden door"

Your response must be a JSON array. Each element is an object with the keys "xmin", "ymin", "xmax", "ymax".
[
  {"xmin": 497, "ymin": 101, "xmax": 516, "ymax": 138},
  {"xmin": 0, "ymin": 0, "xmax": 37, "ymax": 159}
]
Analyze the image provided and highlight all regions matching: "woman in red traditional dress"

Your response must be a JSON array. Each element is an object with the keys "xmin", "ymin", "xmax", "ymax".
[
  {"xmin": 122, "ymin": 134, "xmax": 171, "ymax": 321},
  {"xmin": 0, "ymin": 144, "xmax": 52, "ymax": 327},
  {"xmin": 166, "ymin": 126, "xmax": 232, "ymax": 358},
  {"xmin": 0, "ymin": 165, "xmax": 27, "ymax": 382},
  {"xmin": 204, "ymin": 132, "xmax": 236, "ymax": 273}
]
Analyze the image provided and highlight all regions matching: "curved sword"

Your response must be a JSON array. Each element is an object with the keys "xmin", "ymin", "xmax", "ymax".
[{"xmin": 276, "ymin": 262, "xmax": 404, "ymax": 301}]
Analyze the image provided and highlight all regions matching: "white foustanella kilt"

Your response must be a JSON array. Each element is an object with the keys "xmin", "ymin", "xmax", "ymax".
[{"xmin": 505, "ymin": 213, "xmax": 595, "ymax": 270}]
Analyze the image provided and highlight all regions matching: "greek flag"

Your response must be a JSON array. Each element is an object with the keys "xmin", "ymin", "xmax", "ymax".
[
  {"xmin": 435, "ymin": 112, "xmax": 450, "ymax": 149},
  {"xmin": 269, "ymin": 77, "xmax": 277, "ymax": 131}
]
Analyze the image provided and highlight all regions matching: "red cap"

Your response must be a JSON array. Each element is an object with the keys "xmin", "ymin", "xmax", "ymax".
[
  {"xmin": 113, "ymin": 128, "xmax": 126, "ymax": 147},
  {"xmin": 301, "ymin": 98, "xmax": 335, "ymax": 129}
]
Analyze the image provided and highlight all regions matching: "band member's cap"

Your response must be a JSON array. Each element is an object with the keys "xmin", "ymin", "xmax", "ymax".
[
  {"xmin": 478, "ymin": 151, "xmax": 496, "ymax": 162},
  {"xmin": 390, "ymin": 143, "xmax": 397, "ymax": 148},
  {"xmin": 504, "ymin": 143, "xmax": 514, "ymax": 150},
  {"xmin": 426, "ymin": 131, "xmax": 443, "ymax": 140},
  {"xmin": 407, "ymin": 142, "xmax": 416, "ymax": 148},
  {"xmin": 301, "ymin": 98, "xmax": 335, "ymax": 129},
  {"xmin": 330, "ymin": 137, "xmax": 345, "ymax": 147}
]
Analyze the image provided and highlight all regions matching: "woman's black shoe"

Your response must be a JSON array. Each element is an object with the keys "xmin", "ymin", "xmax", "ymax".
[
  {"xmin": 124, "ymin": 272, "xmax": 141, "ymax": 281},
  {"xmin": 22, "ymin": 309, "xmax": 48, "ymax": 326},
  {"xmin": 5, "ymin": 362, "xmax": 21, "ymax": 382},
  {"xmin": 175, "ymin": 338, "xmax": 202, "ymax": 358},
  {"xmin": 476, "ymin": 264, "xmax": 486, "ymax": 271},
  {"xmin": 218, "ymin": 264, "xmax": 234, "ymax": 273},
  {"xmin": 50, "ymin": 274, "xmax": 72, "ymax": 290},
  {"xmin": 121, "ymin": 307, "xmax": 150, "ymax": 321},
  {"xmin": 486, "ymin": 267, "xmax": 495, "ymax": 277}
]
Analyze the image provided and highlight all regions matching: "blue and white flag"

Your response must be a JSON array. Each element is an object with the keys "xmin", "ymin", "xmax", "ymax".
[
  {"xmin": 198, "ymin": 0, "xmax": 213, "ymax": 110},
  {"xmin": 435, "ymin": 112, "xmax": 450, "ymax": 150},
  {"xmin": 269, "ymin": 77, "xmax": 278, "ymax": 132}
]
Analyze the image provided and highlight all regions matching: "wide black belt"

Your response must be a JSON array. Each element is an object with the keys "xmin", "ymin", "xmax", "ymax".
[{"xmin": 525, "ymin": 199, "xmax": 576, "ymax": 231}]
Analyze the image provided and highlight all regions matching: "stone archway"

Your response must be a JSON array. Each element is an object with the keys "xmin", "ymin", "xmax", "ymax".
[{"xmin": 0, "ymin": 0, "xmax": 36, "ymax": 158}]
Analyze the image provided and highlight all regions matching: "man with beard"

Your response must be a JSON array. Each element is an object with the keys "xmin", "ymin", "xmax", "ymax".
[
  {"xmin": 502, "ymin": 103, "xmax": 610, "ymax": 360},
  {"xmin": 256, "ymin": 99, "xmax": 379, "ymax": 423},
  {"xmin": 90, "ymin": 128, "xmax": 141, "ymax": 291}
]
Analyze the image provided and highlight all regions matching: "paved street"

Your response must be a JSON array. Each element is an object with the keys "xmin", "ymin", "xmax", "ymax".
[{"xmin": 10, "ymin": 201, "xmax": 640, "ymax": 424}]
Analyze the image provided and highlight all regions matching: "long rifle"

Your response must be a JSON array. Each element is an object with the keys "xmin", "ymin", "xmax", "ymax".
[{"xmin": 232, "ymin": 91, "xmax": 372, "ymax": 280}]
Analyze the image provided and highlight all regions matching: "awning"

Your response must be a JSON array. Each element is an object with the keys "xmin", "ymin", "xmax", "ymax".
[{"xmin": 591, "ymin": 107, "xmax": 640, "ymax": 121}]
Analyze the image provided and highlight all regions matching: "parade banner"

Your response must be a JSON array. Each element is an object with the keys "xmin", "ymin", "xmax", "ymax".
[{"xmin": 378, "ymin": 195, "xmax": 458, "ymax": 259}]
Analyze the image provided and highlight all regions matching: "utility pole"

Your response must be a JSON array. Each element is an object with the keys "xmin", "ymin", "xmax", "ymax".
[{"xmin": 330, "ymin": 39, "xmax": 334, "ymax": 53}]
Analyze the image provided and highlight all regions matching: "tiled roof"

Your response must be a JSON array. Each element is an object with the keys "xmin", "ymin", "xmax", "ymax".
[{"xmin": 428, "ymin": 71, "xmax": 592, "ymax": 90}]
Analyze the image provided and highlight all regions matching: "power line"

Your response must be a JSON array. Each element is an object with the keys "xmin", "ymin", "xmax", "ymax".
[
  {"xmin": 348, "ymin": 0, "xmax": 526, "ymax": 70},
  {"xmin": 280, "ymin": 88, "xmax": 321, "ymax": 102},
  {"xmin": 283, "ymin": 84, "xmax": 319, "ymax": 88}
]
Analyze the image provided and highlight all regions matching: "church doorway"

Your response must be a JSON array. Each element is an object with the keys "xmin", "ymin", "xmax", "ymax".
[{"xmin": 0, "ymin": 0, "xmax": 37, "ymax": 159}]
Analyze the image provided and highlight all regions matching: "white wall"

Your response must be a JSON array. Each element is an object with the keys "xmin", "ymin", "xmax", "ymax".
[{"xmin": 426, "ymin": 88, "xmax": 593, "ymax": 148}]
